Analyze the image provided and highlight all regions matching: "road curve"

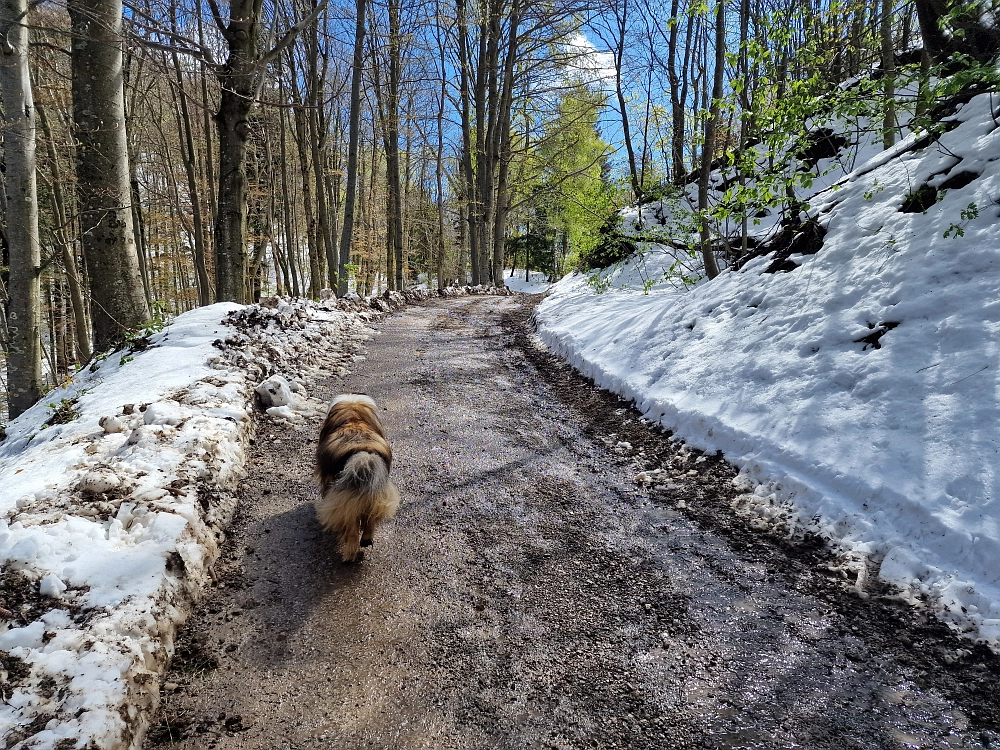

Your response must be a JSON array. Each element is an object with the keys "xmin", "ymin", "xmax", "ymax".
[{"xmin": 146, "ymin": 295, "xmax": 1000, "ymax": 750}]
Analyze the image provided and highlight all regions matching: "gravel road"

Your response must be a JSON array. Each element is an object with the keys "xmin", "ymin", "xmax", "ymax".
[{"xmin": 146, "ymin": 295, "xmax": 1000, "ymax": 750}]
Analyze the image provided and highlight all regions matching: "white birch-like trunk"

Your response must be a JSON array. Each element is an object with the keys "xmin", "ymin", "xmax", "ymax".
[{"xmin": 0, "ymin": 0, "xmax": 43, "ymax": 416}]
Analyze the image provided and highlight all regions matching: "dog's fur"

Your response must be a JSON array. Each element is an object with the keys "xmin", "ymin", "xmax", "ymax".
[{"xmin": 314, "ymin": 394, "xmax": 400, "ymax": 562}]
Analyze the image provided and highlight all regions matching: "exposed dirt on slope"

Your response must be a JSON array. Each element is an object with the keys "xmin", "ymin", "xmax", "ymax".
[{"xmin": 145, "ymin": 295, "xmax": 999, "ymax": 750}]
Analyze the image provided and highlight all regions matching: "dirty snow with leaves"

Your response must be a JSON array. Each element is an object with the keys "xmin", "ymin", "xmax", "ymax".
[
  {"xmin": 0, "ymin": 298, "xmax": 376, "ymax": 749},
  {"xmin": 535, "ymin": 89, "xmax": 1000, "ymax": 647}
]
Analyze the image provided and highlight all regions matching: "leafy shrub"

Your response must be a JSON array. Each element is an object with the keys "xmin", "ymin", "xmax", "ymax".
[
  {"xmin": 578, "ymin": 212, "xmax": 638, "ymax": 271},
  {"xmin": 505, "ymin": 230, "xmax": 554, "ymax": 273}
]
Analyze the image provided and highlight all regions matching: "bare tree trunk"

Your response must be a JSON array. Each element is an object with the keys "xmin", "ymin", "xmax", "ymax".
[
  {"xmin": 639, "ymin": 16, "xmax": 654, "ymax": 190},
  {"xmin": 328, "ymin": 108, "xmax": 343, "ymax": 288},
  {"xmin": 402, "ymin": 94, "xmax": 414, "ymax": 286},
  {"xmin": 912, "ymin": 0, "xmax": 999, "ymax": 62},
  {"xmin": 456, "ymin": 0, "xmax": 478, "ymax": 284},
  {"xmin": 916, "ymin": 46, "xmax": 933, "ymax": 117},
  {"xmin": 456, "ymin": 161, "xmax": 468, "ymax": 283},
  {"xmin": 290, "ymin": 68, "xmax": 321, "ymax": 297},
  {"xmin": 0, "ymin": 0, "xmax": 43, "ymax": 416},
  {"xmin": 170, "ymin": 20, "xmax": 212, "ymax": 304},
  {"xmin": 69, "ymin": 0, "xmax": 150, "ymax": 351},
  {"xmin": 668, "ymin": 0, "xmax": 693, "ymax": 184},
  {"xmin": 612, "ymin": 0, "xmax": 643, "ymax": 201},
  {"xmin": 384, "ymin": 0, "xmax": 405, "ymax": 291},
  {"xmin": 308, "ymin": 30, "xmax": 337, "ymax": 291},
  {"xmin": 197, "ymin": 11, "xmax": 217, "ymax": 229},
  {"xmin": 127, "ymin": 156, "xmax": 153, "ymax": 308},
  {"xmin": 36, "ymin": 101, "xmax": 91, "ymax": 363},
  {"xmin": 212, "ymin": 2, "xmax": 257, "ymax": 304},
  {"xmin": 338, "ymin": 0, "xmax": 366, "ymax": 297},
  {"xmin": 247, "ymin": 122, "xmax": 276, "ymax": 302},
  {"xmin": 435, "ymin": 2, "xmax": 447, "ymax": 292},
  {"xmin": 474, "ymin": 0, "xmax": 501, "ymax": 284},
  {"xmin": 278, "ymin": 87, "xmax": 301, "ymax": 297},
  {"xmin": 123, "ymin": 52, "xmax": 153, "ymax": 309},
  {"xmin": 697, "ymin": 0, "xmax": 724, "ymax": 280},
  {"xmin": 209, "ymin": 0, "xmax": 326, "ymax": 302},
  {"xmin": 913, "ymin": 0, "xmax": 950, "ymax": 60},
  {"xmin": 881, "ymin": 0, "xmax": 896, "ymax": 150},
  {"xmin": 738, "ymin": 0, "xmax": 751, "ymax": 257},
  {"xmin": 490, "ymin": 0, "xmax": 520, "ymax": 285}
]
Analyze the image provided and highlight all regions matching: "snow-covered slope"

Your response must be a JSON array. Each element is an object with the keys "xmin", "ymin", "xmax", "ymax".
[{"xmin": 535, "ymin": 89, "xmax": 1000, "ymax": 647}]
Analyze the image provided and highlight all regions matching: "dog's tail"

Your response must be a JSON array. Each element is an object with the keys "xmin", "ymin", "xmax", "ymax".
[{"xmin": 336, "ymin": 451, "xmax": 390, "ymax": 494}]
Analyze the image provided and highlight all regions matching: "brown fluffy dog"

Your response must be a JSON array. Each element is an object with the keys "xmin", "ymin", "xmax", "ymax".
[{"xmin": 314, "ymin": 394, "xmax": 400, "ymax": 562}]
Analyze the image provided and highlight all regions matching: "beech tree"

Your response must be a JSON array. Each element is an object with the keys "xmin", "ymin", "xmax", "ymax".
[
  {"xmin": 207, "ymin": 0, "xmax": 326, "ymax": 302},
  {"xmin": 337, "ymin": 0, "xmax": 367, "ymax": 297},
  {"xmin": 0, "ymin": 0, "xmax": 42, "ymax": 416},
  {"xmin": 696, "ymin": 0, "xmax": 724, "ymax": 280},
  {"xmin": 69, "ymin": 0, "xmax": 150, "ymax": 351}
]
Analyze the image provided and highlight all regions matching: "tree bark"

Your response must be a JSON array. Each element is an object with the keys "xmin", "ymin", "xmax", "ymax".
[
  {"xmin": 69, "ymin": 0, "xmax": 150, "ymax": 351},
  {"xmin": 612, "ymin": 0, "xmax": 643, "ymax": 201},
  {"xmin": 123, "ymin": 51, "xmax": 154, "ymax": 310},
  {"xmin": 490, "ymin": 0, "xmax": 520, "ymax": 285},
  {"xmin": 210, "ymin": 0, "xmax": 327, "ymax": 302},
  {"xmin": 0, "ymin": 0, "xmax": 43, "ymax": 416},
  {"xmin": 382, "ymin": 0, "xmax": 404, "ymax": 291},
  {"xmin": 170, "ymin": 19, "xmax": 212, "ymax": 304},
  {"xmin": 338, "ymin": 0, "xmax": 367, "ymax": 297},
  {"xmin": 667, "ymin": 0, "xmax": 694, "ymax": 184},
  {"xmin": 435, "ymin": 1, "xmax": 447, "ymax": 292},
  {"xmin": 212, "ymin": 0, "xmax": 259, "ymax": 303},
  {"xmin": 36, "ymin": 101, "xmax": 91, "ymax": 364},
  {"xmin": 456, "ymin": 0, "xmax": 478, "ymax": 285},
  {"xmin": 197, "ymin": 11, "xmax": 217, "ymax": 229},
  {"xmin": 328, "ymin": 107, "xmax": 343, "ymax": 289},
  {"xmin": 278, "ymin": 85, "xmax": 301, "ymax": 297},
  {"xmin": 290, "ymin": 65, "xmax": 321, "ymax": 297},
  {"xmin": 308, "ymin": 30, "xmax": 337, "ymax": 291},
  {"xmin": 697, "ymin": 0, "xmax": 724, "ymax": 280},
  {"xmin": 881, "ymin": 0, "xmax": 896, "ymax": 150},
  {"xmin": 915, "ymin": 0, "xmax": 1000, "ymax": 62},
  {"xmin": 474, "ymin": 0, "xmax": 501, "ymax": 284}
]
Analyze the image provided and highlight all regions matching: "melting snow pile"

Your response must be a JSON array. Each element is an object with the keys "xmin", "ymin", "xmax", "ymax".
[
  {"xmin": 535, "ymin": 89, "xmax": 1000, "ymax": 647},
  {"xmin": 504, "ymin": 270, "xmax": 554, "ymax": 294},
  {"xmin": 0, "ymin": 299, "xmax": 375, "ymax": 748}
]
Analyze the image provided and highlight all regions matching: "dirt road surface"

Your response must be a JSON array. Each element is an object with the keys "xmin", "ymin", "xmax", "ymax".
[{"xmin": 146, "ymin": 295, "xmax": 1000, "ymax": 750}]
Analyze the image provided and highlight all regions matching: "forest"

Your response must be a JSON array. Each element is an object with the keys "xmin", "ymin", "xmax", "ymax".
[{"xmin": 0, "ymin": 0, "xmax": 996, "ymax": 421}]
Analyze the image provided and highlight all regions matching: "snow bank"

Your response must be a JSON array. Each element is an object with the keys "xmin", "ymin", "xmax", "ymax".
[
  {"xmin": 0, "ymin": 299, "xmax": 375, "ymax": 748},
  {"xmin": 504, "ymin": 270, "xmax": 553, "ymax": 294},
  {"xmin": 535, "ymin": 90, "xmax": 1000, "ymax": 647}
]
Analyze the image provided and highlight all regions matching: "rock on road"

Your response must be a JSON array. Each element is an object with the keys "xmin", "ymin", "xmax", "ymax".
[{"xmin": 147, "ymin": 295, "xmax": 1000, "ymax": 750}]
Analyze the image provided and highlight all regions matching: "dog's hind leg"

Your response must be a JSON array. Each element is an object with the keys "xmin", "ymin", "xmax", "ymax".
[
  {"xmin": 339, "ymin": 522, "xmax": 362, "ymax": 563},
  {"xmin": 360, "ymin": 514, "xmax": 375, "ymax": 547}
]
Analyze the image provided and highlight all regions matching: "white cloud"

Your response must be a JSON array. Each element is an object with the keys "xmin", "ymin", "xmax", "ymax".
[{"xmin": 563, "ymin": 32, "xmax": 616, "ymax": 88}]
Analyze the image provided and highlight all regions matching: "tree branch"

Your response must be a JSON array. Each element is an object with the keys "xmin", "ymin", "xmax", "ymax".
[
  {"xmin": 123, "ymin": 4, "xmax": 219, "ymax": 67},
  {"xmin": 206, "ymin": 0, "xmax": 227, "ymax": 33},
  {"xmin": 258, "ymin": 0, "xmax": 329, "ymax": 69}
]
